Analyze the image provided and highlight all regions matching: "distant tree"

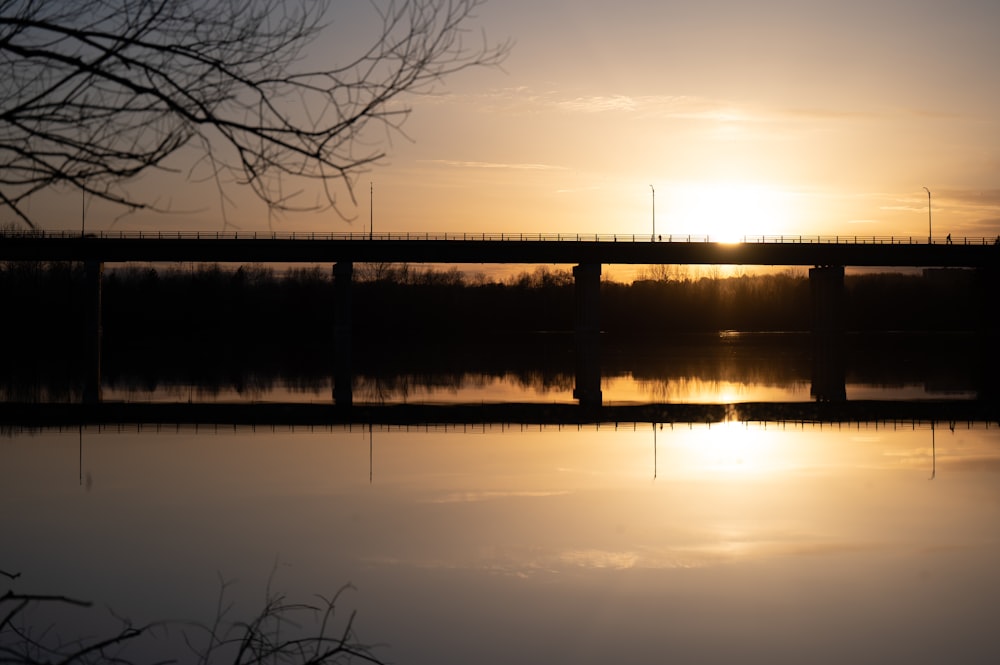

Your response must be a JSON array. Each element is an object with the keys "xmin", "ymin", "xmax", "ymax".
[
  {"xmin": 355, "ymin": 262, "xmax": 405, "ymax": 283},
  {"xmin": 0, "ymin": 0, "xmax": 510, "ymax": 228}
]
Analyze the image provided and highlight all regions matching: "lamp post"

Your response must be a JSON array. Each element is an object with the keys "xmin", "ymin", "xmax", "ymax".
[
  {"xmin": 650, "ymin": 184, "xmax": 655, "ymax": 240},
  {"xmin": 923, "ymin": 186, "xmax": 931, "ymax": 244}
]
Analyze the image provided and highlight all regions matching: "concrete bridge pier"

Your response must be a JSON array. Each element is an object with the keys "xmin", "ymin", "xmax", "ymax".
[
  {"xmin": 332, "ymin": 262, "xmax": 353, "ymax": 406},
  {"xmin": 809, "ymin": 265, "xmax": 846, "ymax": 401},
  {"xmin": 974, "ymin": 265, "xmax": 1000, "ymax": 400},
  {"xmin": 810, "ymin": 333, "xmax": 846, "ymax": 401},
  {"xmin": 573, "ymin": 263, "xmax": 602, "ymax": 407},
  {"xmin": 573, "ymin": 263, "xmax": 601, "ymax": 335},
  {"xmin": 83, "ymin": 260, "xmax": 104, "ymax": 404},
  {"xmin": 809, "ymin": 265, "xmax": 845, "ymax": 334}
]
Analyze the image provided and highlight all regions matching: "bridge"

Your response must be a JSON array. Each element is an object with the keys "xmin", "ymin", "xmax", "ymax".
[
  {"xmin": 2, "ymin": 230, "xmax": 998, "ymax": 407},
  {"xmin": 1, "ymin": 399, "xmax": 996, "ymax": 429},
  {"xmin": 1, "ymin": 230, "xmax": 998, "ymax": 266}
]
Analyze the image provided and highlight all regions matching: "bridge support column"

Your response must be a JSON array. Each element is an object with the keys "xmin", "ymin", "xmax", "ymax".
[
  {"xmin": 974, "ymin": 265, "xmax": 1000, "ymax": 400},
  {"xmin": 809, "ymin": 265, "xmax": 846, "ymax": 401},
  {"xmin": 574, "ymin": 263, "xmax": 601, "ymax": 335},
  {"xmin": 83, "ymin": 260, "xmax": 103, "ymax": 404},
  {"xmin": 573, "ymin": 263, "xmax": 602, "ymax": 407},
  {"xmin": 333, "ymin": 262, "xmax": 353, "ymax": 406},
  {"xmin": 809, "ymin": 265, "xmax": 845, "ymax": 334}
]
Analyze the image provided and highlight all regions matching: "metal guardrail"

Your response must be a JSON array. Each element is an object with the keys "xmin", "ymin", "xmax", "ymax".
[{"xmin": 2, "ymin": 230, "xmax": 999, "ymax": 244}]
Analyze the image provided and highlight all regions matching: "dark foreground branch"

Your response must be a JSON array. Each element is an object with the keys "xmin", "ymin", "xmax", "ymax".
[
  {"xmin": 0, "ymin": 0, "xmax": 510, "ymax": 228},
  {"xmin": 1, "ymin": 574, "xmax": 387, "ymax": 664}
]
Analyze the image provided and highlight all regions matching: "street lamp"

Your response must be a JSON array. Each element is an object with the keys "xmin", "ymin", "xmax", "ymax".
[
  {"xmin": 650, "ymin": 184, "xmax": 655, "ymax": 240},
  {"xmin": 923, "ymin": 186, "xmax": 931, "ymax": 244}
]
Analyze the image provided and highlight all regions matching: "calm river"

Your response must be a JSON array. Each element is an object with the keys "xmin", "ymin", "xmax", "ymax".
[{"xmin": 2, "ymin": 333, "xmax": 998, "ymax": 664}]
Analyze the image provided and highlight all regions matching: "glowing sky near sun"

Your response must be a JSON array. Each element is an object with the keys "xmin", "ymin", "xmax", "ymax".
[
  {"xmin": 24, "ymin": 0, "xmax": 1000, "ymax": 241},
  {"xmin": 360, "ymin": 0, "xmax": 1000, "ymax": 241}
]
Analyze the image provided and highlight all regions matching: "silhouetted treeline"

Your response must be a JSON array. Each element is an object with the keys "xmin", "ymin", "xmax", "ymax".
[
  {"xmin": 353, "ymin": 264, "xmax": 576, "ymax": 338},
  {"xmin": 0, "ymin": 262, "xmax": 986, "ymax": 353},
  {"xmin": 0, "ymin": 260, "xmax": 92, "ymax": 362},
  {"xmin": 603, "ymin": 272, "xmax": 812, "ymax": 334},
  {"xmin": 100, "ymin": 263, "xmax": 334, "ymax": 347}
]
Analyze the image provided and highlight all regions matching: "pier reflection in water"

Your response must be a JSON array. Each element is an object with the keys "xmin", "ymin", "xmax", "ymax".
[
  {"xmin": 2, "ymin": 421, "xmax": 999, "ymax": 665},
  {"xmin": 2, "ymin": 331, "xmax": 985, "ymax": 406}
]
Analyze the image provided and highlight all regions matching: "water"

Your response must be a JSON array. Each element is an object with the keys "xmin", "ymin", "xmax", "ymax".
[
  {"xmin": 2, "ymin": 332, "xmax": 998, "ymax": 664},
  {"xmin": 82, "ymin": 332, "xmax": 983, "ymax": 405},
  {"xmin": 3, "ymin": 422, "xmax": 999, "ymax": 664}
]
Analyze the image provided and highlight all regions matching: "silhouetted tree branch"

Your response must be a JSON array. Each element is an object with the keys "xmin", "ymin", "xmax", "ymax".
[
  {"xmin": 0, "ymin": 0, "xmax": 510, "ymax": 228},
  {"xmin": 1, "ymin": 571, "xmax": 387, "ymax": 664},
  {"xmin": 1, "ymin": 587, "xmax": 148, "ymax": 665}
]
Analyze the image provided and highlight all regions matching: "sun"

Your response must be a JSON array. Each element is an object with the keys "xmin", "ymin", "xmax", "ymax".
[{"xmin": 665, "ymin": 181, "xmax": 797, "ymax": 243}]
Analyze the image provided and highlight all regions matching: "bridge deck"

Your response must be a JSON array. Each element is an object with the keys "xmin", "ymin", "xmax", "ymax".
[{"xmin": 1, "ymin": 232, "xmax": 998, "ymax": 266}]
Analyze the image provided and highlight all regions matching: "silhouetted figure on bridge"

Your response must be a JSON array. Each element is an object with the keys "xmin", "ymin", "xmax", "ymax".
[{"xmin": 946, "ymin": 233, "xmax": 952, "ymax": 244}]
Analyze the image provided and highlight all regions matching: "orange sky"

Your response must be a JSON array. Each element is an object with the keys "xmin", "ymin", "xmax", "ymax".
[{"xmin": 25, "ymin": 0, "xmax": 1000, "ymax": 242}]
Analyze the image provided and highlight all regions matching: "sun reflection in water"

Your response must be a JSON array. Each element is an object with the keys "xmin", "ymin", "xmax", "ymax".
[{"xmin": 673, "ymin": 421, "xmax": 785, "ymax": 476}]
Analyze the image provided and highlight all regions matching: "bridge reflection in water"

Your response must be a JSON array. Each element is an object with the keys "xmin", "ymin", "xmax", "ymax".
[{"xmin": 1, "ymin": 399, "xmax": 996, "ymax": 429}]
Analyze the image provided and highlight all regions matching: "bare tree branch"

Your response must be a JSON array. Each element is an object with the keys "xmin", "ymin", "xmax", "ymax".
[
  {"xmin": 2, "ymin": 572, "xmax": 388, "ymax": 664},
  {"xmin": 0, "ymin": 0, "xmax": 511, "ymax": 228}
]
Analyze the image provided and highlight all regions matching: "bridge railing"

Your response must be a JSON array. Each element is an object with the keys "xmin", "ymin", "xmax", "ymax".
[{"xmin": 2, "ymin": 229, "xmax": 999, "ymax": 245}]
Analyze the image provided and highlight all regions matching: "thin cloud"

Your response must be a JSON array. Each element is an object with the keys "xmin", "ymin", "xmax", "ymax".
[
  {"xmin": 555, "ymin": 185, "xmax": 606, "ymax": 194},
  {"xmin": 427, "ymin": 490, "xmax": 571, "ymax": 504},
  {"xmin": 553, "ymin": 93, "xmax": 744, "ymax": 121},
  {"xmin": 430, "ymin": 87, "xmax": 728, "ymax": 119},
  {"xmin": 558, "ymin": 548, "xmax": 640, "ymax": 570},
  {"xmin": 940, "ymin": 188, "xmax": 1000, "ymax": 208},
  {"xmin": 541, "ymin": 92, "xmax": 867, "ymax": 125},
  {"xmin": 421, "ymin": 159, "xmax": 567, "ymax": 171},
  {"xmin": 556, "ymin": 94, "xmax": 640, "ymax": 113},
  {"xmin": 422, "ymin": 85, "xmax": 952, "ymax": 134},
  {"xmin": 426, "ymin": 86, "xmax": 878, "ymax": 128},
  {"xmin": 881, "ymin": 188, "xmax": 1000, "ymax": 212},
  {"xmin": 782, "ymin": 107, "xmax": 878, "ymax": 120}
]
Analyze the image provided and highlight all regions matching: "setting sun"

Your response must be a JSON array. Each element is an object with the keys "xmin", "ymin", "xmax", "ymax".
[{"xmin": 665, "ymin": 182, "xmax": 799, "ymax": 243}]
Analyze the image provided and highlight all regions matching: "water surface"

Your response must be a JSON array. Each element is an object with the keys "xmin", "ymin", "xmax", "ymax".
[
  {"xmin": 3, "ymin": 330, "xmax": 997, "ymax": 663},
  {"xmin": 3, "ymin": 421, "xmax": 999, "ymax": 664}
]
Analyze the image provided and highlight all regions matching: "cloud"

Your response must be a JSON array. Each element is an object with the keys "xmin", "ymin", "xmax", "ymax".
[
  {"xmin": 555, "ymin": 185, "xmax": 607, "ymax": 194},
  {"xmin": 556, "ymin": 94, "xmax": 640, "ymax": 113},
  {"xmin": 529, "ymin": 90, "xmax": 873, "ymax": 125},
  {"xmin": 427, "ymin": 489, "xmax": 571, "ymax": 504},
  {"xmin": 552, "ymin": 93, "xmax": 746, "ymax": 121},
  {"xmin": 942, "ymin": 456, "xmax": 1000, "ymax": 474},
  {"xmin": 426, "ymin": 86, "xmax": 886, "ymax": 131},
  {"xmin": 878, "ymin": 188, "xmax": 1000, "ymax": 230},
  {"xmin": 428, "ymin": 87, "xmax": 728, "ymax": 119},
  {"xmin": 558, "ymin": 548, "xmax": 640, "ymax": 570},
  {"xmin": 781, "ymin": 107, "xmax": 879, "ymax": 121},
  {"xmin": 420, "ymin": 159, "xmax": 567, "ymax": 171},
  {"xmin": 940, "ymin": 188, "xmax": 1000, "ymax": 208}
]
